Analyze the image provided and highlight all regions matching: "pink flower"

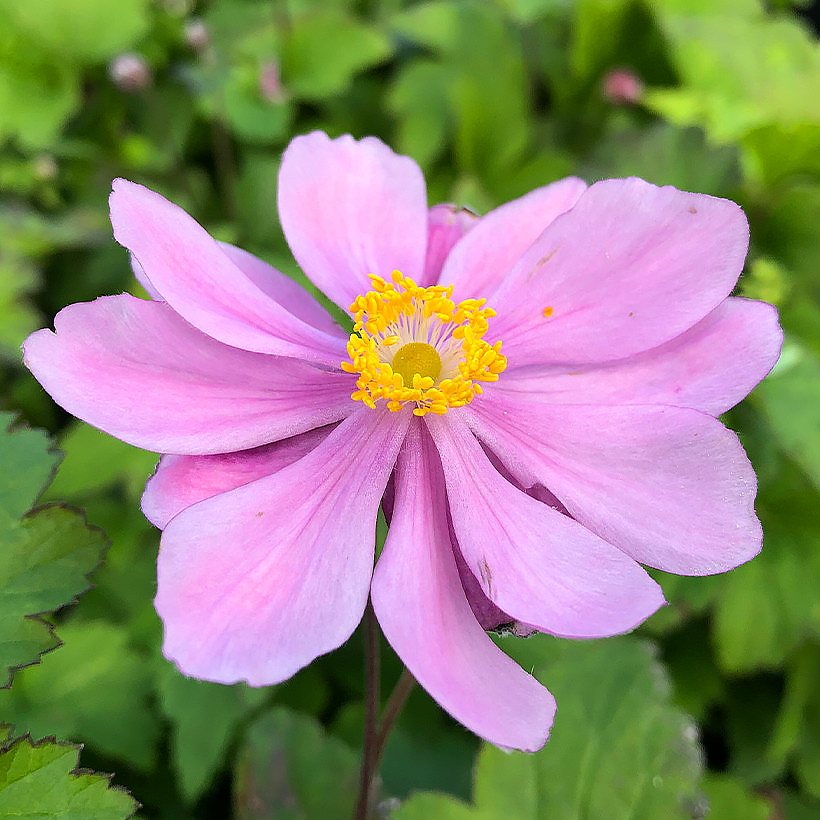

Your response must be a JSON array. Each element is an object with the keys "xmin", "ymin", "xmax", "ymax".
[{"xmin": 23, "ymin": 132, "xmax": 782, "ymax": 752}]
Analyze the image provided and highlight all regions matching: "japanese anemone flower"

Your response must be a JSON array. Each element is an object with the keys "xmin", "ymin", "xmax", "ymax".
[{"xmin": 23, "ymin": 132, "xmax": 782, "ymax": 752}]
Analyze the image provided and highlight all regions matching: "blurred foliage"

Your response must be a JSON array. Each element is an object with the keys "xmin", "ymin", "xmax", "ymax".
[{"xmin": 1, "ymin": 0, "xmax": 820, "ymax": 817}]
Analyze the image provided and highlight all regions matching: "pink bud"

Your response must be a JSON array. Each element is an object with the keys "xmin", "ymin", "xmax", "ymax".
[
  {"xmin": 109, "ymin": 53, "xmax": 152, "ymax": 93},
  {"xmin": 259, "ymin": 61, "xmax": 285, "ymax": 104},
  {"xmin": 184, "ymin": 19, "xmax": 209, "ymax": 52},
  {"xmin": 601, "ymin": 68, "xmax": 644, "ymax": 105}
]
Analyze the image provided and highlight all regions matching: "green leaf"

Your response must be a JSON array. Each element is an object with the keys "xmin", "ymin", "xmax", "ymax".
[
  {"xmin": 388, "ymin": 59, "xmax": 451, "ymax": 169},
  {"xmin": 647, "ymin": 8, "xmax": 820, "ymax": 142},
  {"xmin": 159, "ymin": 662, "xmax": 266, "ymax": 803},
  {"xmin": 0, "ymin": 50, "xmax": 78, "ymax": 149},
  {"xmin": 43, "ymin": 422, "xmax": 158, "ymax": 503},
  {"xmin": 0, "ymin": 622, "xmax": 159, "ymax": 771},
  {"xmin": 0, "ymin": 415, "xmax": 107, "ymax": 686},
  {"xmin": 234, "ymin": 707, "xmax": 361, "ymax": 819},
  {"xmin": 0, "ymin": 0, "xmax": 150, "ymax": 63},
  {"xmin": 397, "ymin": 636, "xmax": 704, "ymax": 820},
  {"xmin": 753, "ymin": 343, "xmax": 820, "ymax": 494},
  {"xmin": 714, "ymin": 457, "xmax": 820, "ymax": 672},
  {"xmin": 700, "ymin": 774, "xmax": 771, "ymax": 820},
  {"xmin": 0, "ymin": 735, "xmax": 136, "ymax": 818},
  {"xmin": 283, "ymin": 11, "xmax": 392, "ymax": 100}
]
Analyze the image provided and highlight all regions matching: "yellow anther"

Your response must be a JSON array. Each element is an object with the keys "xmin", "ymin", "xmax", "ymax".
[{"xmin": 341, "ymin": 271, "xmax": 506, "ymax": 416}]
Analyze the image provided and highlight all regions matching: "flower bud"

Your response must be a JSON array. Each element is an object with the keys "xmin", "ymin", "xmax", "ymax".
[
  {"xmin": 601, "ymin": 68, "xmax": 644, "ymax": 105},
  {"xmin": 184, "ymin": 19, "xmax": 209, "ymax": 52},
  {"xmin": 109, "ymin": 53, "xmax": 152, "ymax": 93}
]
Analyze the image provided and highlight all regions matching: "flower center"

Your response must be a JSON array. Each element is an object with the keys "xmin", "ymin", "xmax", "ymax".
[
  {"xmin": 391, "ymin": 342, "xmax": 442, "ymax": 385},
  {"xmin": 341, "ymin": 270, "xmax": 507, "ymax": 416}
]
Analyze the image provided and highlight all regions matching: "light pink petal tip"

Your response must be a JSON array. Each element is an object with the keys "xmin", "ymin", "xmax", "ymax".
[
  {"xmin": 278, "ymin": 131, "xmax": 428, "ymax": 311},
  {"xmin": 498, "ymin": 297, "xmax": 784, "ymax": 417},
  {"xmin": 109, "ymin": 179, "xmax": 346, "ymax": 365},
  {"xmin": 468, "ymin": 398, "xmax": 762, "ymax": 575},
  {"xmin": 427, "ymin": 416, "xmax": 666, "ymax": 638},
  {"xmin": 156, "ymin": 408, "xmax": 411, "ymax": 686},
  {"xmin": 422, "ymin": 204, "xmax": 478, "ymax": 286},
  {"xmin": 142, "ymin": 426, "xmax": 333, "ymax": 529},
  {"xmin": 490, "ymin": 178, "xmax": 750, "ymax": 367},
  {"xmin": 372, "ymin": 422, "xmax": 555, "ymax": 751},
  {"xmin": 22, "ymin": 295, "xmax": 353, "ymax": 455},
  {"xmin": 439, "ymin": 176, "xmax": 587, "ymax": 300}
]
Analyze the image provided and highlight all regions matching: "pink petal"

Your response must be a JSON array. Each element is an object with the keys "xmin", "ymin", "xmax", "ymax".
[
  {"xmin": 438, "ymin": 177, "xmax": 587, "ymax": 300},
  {"xmin": 218, "ymin": 242, "xmax": 343, "ymax": 338},
  {"xmin": 142, "ymin": 426, "xmax": 333, "ymax": 529},
  {"xmin": 426, "ymin": 415, "xmax": 665, "ymax": 638},
  {"xmin": 421, "ymin": 204, "xmax": 478, "ymax": 286},
  {"xmin": 466, "ymin": 398, "xmax": 761, "ymax": 575},
  {"xmin": 109, "ymin": 179, "xmax": 346, "ymax": 366},
  {"xmin": 130, "ymin": 255, "xmax": 162, "ymax": 300},
  {"xmin": 156, "ymin": 407, "xmax": 411, "ymax": 686},
  {"xmin": 277, "ymin": 132, "xmax": 428, "ymax": 311},
  {"xmin": 371, "ymin": 421, "xmax": 555, "ymax": 751},
  {"xmin": 497, "ymin": 297, "xmax": 783, "ymax": 417},
  {"xmin": 489, "ymin": 178, "xmax": 749, "ymax": 367},
  {"xmin": 22, "ymin": 295, "xmax": 354, "ymax": 455}
]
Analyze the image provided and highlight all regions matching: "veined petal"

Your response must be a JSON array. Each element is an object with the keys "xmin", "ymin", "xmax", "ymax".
[
  {"xmin": 110, "ymin": 179, "xmax": 346, "ymax": 365},
  {"xmin": 426, "ymin": 415, "xmax": 665, "ymax": 638},
  {"xmin": 489, "ymin": 178, "xmax": 749, "ymax": 367},
  {"xmin": 142, "ymin": 426, "xmax": 334, "ymax": 529},
  {"xmin": 438, "ymin": 177, "xmax": 587, "ymax": 300},
  {"xmin": 422, "ymin": 204, "xmax": 477, "ymax": 286},
  {"xmin": 278, "ymin": 132, "xmax": 428, "ymax": 312},
  {"xmin": 372, "ymin": 421, "xmax": 555, "ymax": 751},
  {"xmin": 156, "ymin": 407, "xmax": 411, "ymax": 686},
  {"xmin": 497, "ymin": 298, "xmax": 783, "ymax": 416},
  {"xmin": 22, "ymin": 295, "xmax": 353, "ymax": 455},
  {"xmin": 466, "ymin": 398, "xmax": 761, "ymax": 575},
  {"xmin": 217, "ymin": 242, "xmax": 344, "ymax": 337}
]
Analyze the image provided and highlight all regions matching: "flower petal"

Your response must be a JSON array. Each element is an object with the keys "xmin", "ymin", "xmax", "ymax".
[
  {"xmin": 277, "ymin": 132, "xmax": 428, "ymax": 311},
  {"xmin": 438, "ymin": 177, "xmax": 587, "ymax": 300},
  {"xmin": 421, "ymin": 204, "xmax": 477, "ymax": 286},
  {"xmin": 496, "ymin": 297, "xmax": 783, "ymax": 416},
  {"xmin": 465, "ymin": 398, "xmax": 761, "ymax": 575},
  {"xmin": 217, "ymin": 242, "xmax": 344, "ymax": 337},
  {"xmin": 489, "ymin": 178, "xmax": 749, "ymax": 367},
  {"xmin": 156, "ymin": 407, "xmax": 411, "ymax": 686},
  {"xmin": 371, "ymin": 421, "xmax": 555, "ymax": 751},
  {"xmin": 22, "ymin": 295, "xmax": 354, "ymax": 455},
  {"xmin": 142, "ymin": 426, "xmax": 334, "ymax": 529},
  {"xmin": 109, "ymin": 179, "xmax": 346, "ymax": 365},
  {"xmin": 426, "ymin": 415, "xmax": 665, "ymax": 638}
]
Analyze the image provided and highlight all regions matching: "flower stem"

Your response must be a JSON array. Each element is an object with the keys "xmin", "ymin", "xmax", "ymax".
[{"xmin": 352, "ymin": 605, "xmax": 416, "ymax": 820}]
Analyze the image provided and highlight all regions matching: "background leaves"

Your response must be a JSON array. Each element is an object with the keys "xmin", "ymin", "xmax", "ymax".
[{"xmin": 2, "ymin": 0, "xmax": 820, "ymax": 818}]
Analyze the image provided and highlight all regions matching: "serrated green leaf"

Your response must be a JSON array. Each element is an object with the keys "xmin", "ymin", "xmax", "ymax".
[
  {"xmin": 0, "ymin": 416, "xmax": 107, "ymax": 686},
  {"xmin": 0, "ymin": 735, "xmax": 136, "ymax": 818},
  {"xmin": 234, "ymin": 707, "xmax": 360, "ymax": 820},
  {"xmin": 0, "ymin": 622, "xmax": 158, "ymax": 771},
  {"xmin": 159, "ymin": 662, "xmax": 266, "ymax": 803},
  {"xmin": 0, "ymin": 412, "xmax": 58, "ymax": 523},
  {"xmin": 397, "ymin": 636, "xmax": 704, "ymax": 820},
  {"xmin": 283, "ymin": 11, "xmax": 392, "ymax": 100}
]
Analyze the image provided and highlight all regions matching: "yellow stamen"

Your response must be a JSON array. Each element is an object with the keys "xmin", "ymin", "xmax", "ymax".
[{"xmin": 341, "ymin": 270, "xmax": 507, "ymax": 416}]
